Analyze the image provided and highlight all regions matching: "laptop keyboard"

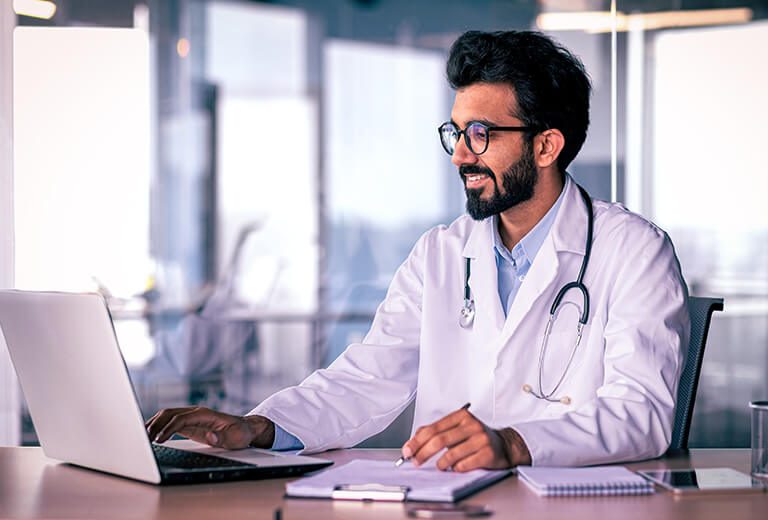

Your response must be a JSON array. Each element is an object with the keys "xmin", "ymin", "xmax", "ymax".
[{"xmin": 152, "ymin": 444, "xmax": 253, "ymax": 469}]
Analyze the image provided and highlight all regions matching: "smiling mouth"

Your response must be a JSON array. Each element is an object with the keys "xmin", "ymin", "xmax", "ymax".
[{"xmin": 463, "ymin": 173, "xmax": 491, "ymax": 188}]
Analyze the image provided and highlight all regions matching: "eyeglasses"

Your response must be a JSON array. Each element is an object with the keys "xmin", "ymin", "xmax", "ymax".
[{"xmin": 438, "ymin": 121, "xmax": 536, "ymax": 156}]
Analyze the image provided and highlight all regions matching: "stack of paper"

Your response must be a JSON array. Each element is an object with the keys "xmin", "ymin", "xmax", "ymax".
[
  {"xmin": 286, "ymin": 459, "xmax": 511, "ymax": 502},
  {"xmin": 517, "ymin": 466, "xmax": 654, "ymax": 497}
]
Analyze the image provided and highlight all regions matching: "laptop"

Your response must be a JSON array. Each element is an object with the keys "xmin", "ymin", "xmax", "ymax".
[{"xmin": 0, "ymin": 289, "xmax": 332, "ymax": 484}]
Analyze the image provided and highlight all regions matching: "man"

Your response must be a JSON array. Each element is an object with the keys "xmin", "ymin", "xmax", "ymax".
[{"xmin": 147, "ymin": 30, "xmax": 689, "ymax": 470}]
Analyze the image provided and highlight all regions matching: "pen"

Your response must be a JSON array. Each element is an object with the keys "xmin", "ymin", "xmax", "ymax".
[{"xmin": 395, "ymin": 402, "xmax": 471, "ymax": 467}]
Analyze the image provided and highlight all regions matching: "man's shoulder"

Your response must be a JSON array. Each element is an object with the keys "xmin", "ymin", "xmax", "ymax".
[
  {"xmin": 416, "ymin": 214, "xmax": 481, "ymax": 249},
  {"xmin": 591, "ymin": 198, "xmax": 670, "ymax": 245}
]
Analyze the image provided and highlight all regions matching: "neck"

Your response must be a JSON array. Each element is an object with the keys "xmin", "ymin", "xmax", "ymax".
[{"xmin": 497, "ymin": 171, "xmax": 564, "ymax": 249}]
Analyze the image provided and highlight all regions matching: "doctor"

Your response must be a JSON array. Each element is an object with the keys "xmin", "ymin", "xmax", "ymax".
[{"xmin": 147, "ymin": 30, "xmax": 689, "ymax": 471}]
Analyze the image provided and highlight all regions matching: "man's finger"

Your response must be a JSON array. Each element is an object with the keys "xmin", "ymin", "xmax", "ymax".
[
  {"xmin": 435, "ymin": 432, "xmax": 487, "ymax": 471},
  {"xmin": 154, "ymin": 408, "xmax": 204, "ymax": 443},
  {"xmin": 403, "ymin": 408, "xmax": 474, "ymax": 460},
  {"xmin": 172, "ymin": 425, "xmax": 218, "ymax": 445},
  {"xmin": 145, "ymin": 409, "xmax": 168, "ymax": 433},
  {"xmin": 146, "ymin": 409, "xmax": 176, "ymax": 440},
  {"xmin": 144, "ymin": 411, "xmax": 159, "ymax": 428},
  {"xmin": 450, "ymin": 444, "xmax": 496, "ymax": 473},
  {"xmin": 411, "ymin": 423, "xmax": 477, "ymax": 466},
  {"xmin": 146, "ymin": 407, "xmax": 194, "ymax": 439}
]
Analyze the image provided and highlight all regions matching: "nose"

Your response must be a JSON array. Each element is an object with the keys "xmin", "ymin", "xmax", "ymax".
[{"xmin": 450, "ymin": 135, "xmax": 477, "ymax": 168}]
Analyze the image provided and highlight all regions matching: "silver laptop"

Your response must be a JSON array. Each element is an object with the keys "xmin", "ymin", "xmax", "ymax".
[{"xmin": 0, "ymin": 289, "xmax": 331, "ymax": 484}]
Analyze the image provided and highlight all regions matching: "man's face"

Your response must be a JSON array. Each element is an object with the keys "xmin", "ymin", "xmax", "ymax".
[{"xmin": 449, "ymin": 83, "xmax": 538, "ymax": 220}]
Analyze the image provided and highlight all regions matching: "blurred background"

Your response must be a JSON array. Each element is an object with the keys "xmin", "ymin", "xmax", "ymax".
[{"xmin": 1, "ymin": 0, "xmax": 767, "ymax": 448}]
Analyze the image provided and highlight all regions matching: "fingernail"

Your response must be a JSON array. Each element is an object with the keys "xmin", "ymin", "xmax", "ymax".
[
  {"xmin": 403, "ymin": 446, "xmax": 413, "ymax": 458},
  {"xmin": 207, "ymin": 432, "xmax": 219, "ymax": 445},
  {"xmin": 154, "ymin": 434, "xmax": 160, "ymax": 443}
]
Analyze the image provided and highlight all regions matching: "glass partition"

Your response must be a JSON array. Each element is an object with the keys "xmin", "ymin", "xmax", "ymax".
[
  {"xmin": 7, "ymin": 0, "xmax": 766, "ymax": 448},
  {"xmin": 636, "ymin": 15, "xmax": 768, "ymax": 447}
]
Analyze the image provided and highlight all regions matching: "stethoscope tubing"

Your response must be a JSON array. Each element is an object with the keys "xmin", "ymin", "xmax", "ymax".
[{"xmin": 460, "ymin": 183, "xmax": 594, "ymax": 404}]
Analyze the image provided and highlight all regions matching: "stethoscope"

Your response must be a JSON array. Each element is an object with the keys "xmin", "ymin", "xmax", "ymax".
[{"xmin": 459, "ymin": 185, "xmax": 594, "ymax": 406}]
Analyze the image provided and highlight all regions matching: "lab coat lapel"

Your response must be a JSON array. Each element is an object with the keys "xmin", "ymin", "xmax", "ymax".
[
  {"xmin": 501, "ymin": 235, "xmax": 559, "ymax": 338},
  {"xmin": 501, "ymin": 175, "xmax": 588, "ymax": 339},
  {"xmin": 462, "ymin": 219, "xmax": 505, "ymax": 333}
]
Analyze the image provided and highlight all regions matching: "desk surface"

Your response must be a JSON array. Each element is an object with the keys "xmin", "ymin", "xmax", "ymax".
[{"xmin": 0, "ymin": 447, "xmax": 765, "ymax": 519}]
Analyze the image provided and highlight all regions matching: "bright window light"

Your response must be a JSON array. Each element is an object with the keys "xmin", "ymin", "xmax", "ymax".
[{"xmin": 13, "ymin": 27, "xmax": 151, "ymax": 297}]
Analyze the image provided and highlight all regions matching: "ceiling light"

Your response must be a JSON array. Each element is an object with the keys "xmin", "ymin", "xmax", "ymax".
[
  {"xmin": 13, "ymin": 0, "xmax": 57, "ymax": 20},
  {"xmin": 536, "ymin": 8, "xmax": 753, "ymax": 33}
]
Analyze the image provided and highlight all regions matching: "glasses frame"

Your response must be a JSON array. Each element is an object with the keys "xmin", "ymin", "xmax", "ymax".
[{"xmin": 438, "ymin": 120, "xmax": 538, "ymax": 156}]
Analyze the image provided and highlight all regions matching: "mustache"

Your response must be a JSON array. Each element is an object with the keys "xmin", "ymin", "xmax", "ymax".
[{"xmin": 459, "ymin": 164, "xmax": 495, "ymax": 179}]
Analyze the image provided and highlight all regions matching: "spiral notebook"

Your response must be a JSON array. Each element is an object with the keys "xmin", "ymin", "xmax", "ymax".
[{"xmin": 517, "ymin": 466, "xmax": 654, "ymax": 497}]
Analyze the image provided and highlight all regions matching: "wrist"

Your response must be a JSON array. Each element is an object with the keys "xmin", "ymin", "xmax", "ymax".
[
  {"xmin": 242, "ymin": 415, "xmax": 275, "ymax": 448},
  {"xmin": 496, "ymin": 427, "xmax": 532, "ymax": 467}
]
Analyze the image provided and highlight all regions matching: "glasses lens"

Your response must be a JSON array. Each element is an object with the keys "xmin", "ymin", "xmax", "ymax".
[
  {"xmin": 439, "ymin": 123, "xmax": 458, "ymax": 155},
  {"xmin": 466, "ymin": 123, "xmax": 489, "ymax": 155}
]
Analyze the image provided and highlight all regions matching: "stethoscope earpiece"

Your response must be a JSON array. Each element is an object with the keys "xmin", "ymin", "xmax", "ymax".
[{"xmin": 523, "ymin": 382, "xmax": 572, "ymax": 405}]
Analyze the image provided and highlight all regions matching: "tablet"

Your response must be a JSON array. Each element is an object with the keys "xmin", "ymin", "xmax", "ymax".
[{"xmin": 639, "ymin": 468, "xmax": 767, "ymax": 495}]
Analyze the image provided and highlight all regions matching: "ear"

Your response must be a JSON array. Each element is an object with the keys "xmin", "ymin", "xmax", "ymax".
[{"xmin": 533, "ymin": 129, "xmax": 565, "ymax": 169}]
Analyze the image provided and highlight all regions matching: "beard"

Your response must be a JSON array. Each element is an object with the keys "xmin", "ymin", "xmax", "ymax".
[{"xmin": 462, "ymin": 140, "xmax": 537, "ymax": 221}]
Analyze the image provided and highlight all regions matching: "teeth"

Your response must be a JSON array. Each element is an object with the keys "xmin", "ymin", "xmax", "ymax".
[{"xmin": 467, "ymin": 175, "xmax": 485, "ymax": 182}]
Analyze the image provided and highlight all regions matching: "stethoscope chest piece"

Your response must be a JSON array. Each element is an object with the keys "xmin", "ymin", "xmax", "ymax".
[
  {"xmin": 459, "ymin": 257, "xmax": 475, "ymax": 328},
  {"xmin": 459, "ymin": 298, "xmax": 475, "ymax": 328}
]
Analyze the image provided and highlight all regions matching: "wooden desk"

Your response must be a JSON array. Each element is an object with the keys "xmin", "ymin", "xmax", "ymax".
[{"xmin": 0, "ymin": 448, "xmax": 765, "ymax": 519}]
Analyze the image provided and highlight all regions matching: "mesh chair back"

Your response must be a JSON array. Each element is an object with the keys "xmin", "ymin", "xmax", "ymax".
[{"xmin": 669, "ymin": 296, "xmax": 724, "ymax": 450}]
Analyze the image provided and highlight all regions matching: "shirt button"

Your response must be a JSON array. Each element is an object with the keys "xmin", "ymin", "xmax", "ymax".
[{"xmin": 518, "ymin": 275, "xmax": 525, "ymax": 282}]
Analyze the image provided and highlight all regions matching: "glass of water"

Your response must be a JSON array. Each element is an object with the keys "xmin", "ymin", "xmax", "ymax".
[{"xmin": 750, "ymin": 401, "xmax": 768, "ymax": 478}]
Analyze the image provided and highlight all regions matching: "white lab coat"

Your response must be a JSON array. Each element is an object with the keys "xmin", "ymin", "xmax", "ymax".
[{"xmin": 250, "ymin": 175, "xmax": 690, "ymax": 466}]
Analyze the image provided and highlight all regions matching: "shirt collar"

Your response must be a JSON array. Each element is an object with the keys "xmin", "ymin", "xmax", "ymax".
[{"xmin": 492, "ymin": 180, "xmax": 567, "ymax": 265}]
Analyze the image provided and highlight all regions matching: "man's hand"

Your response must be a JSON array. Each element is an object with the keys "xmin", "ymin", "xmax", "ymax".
[
  {"xmin": 145, "ymin": 406, "xmax": 275, "ymax": 450},
  {"xmin": 401, "ymin": 407, "xmax": 532, "ymax": 472}
]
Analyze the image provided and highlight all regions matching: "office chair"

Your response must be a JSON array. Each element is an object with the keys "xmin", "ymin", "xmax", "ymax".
[{"xmin": 669, "ymin": 296, "xmax": 724, "ymax": 450}]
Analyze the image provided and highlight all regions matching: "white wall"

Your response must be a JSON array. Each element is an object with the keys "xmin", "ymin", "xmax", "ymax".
[{"xmin": 0, "ymin": 0, "xmax": 20, "ymax": 446}]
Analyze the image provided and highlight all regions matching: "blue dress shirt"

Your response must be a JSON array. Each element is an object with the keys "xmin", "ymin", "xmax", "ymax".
[
  {"xmin": 271, "ymin": 422, "xmax": 303, "ymax": 451},
  {"xmin": 271, "ymin": 186, "xmax": 566, "ymax": 450},
  {"xmin": 493, "ymin": 187, "xmax": 565, "ymax": 317}
]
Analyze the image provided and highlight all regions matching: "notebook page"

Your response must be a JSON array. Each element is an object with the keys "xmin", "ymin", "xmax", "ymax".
[{"xmin": 286, "ymin": 459, "xmax": 510, "ymax": 502}]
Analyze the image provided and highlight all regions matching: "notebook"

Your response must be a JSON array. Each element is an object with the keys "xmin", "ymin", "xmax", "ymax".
[
  {"xmin": 286, "ymin": 459, "xmax": 512, "ymax": 502},
  {"xmin": 0, "ymin": 290, "xmax": 332, "ymax": 484},
  {"xmin": 517, "ymin": 466, "xmax": 654, "ymax": 497}
]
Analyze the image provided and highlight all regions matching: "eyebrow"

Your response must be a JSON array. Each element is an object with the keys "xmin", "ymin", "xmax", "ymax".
[
  {"xmin": 471, "ymin": 118, "xmax": 496, "ymax": 127},
  {"xmin": 449, "ymin": 118, "xmax": 499, "ymax": 129}
]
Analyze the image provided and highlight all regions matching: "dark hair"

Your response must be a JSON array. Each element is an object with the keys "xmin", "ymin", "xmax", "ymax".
[{"xmin": 447, "ymin": 30, "xmax": 591, "ymax": 172}]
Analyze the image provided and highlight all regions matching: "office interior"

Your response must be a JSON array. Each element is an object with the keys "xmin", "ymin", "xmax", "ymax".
[{"xmin": 0, "ymin": 0, "xmax": 766, "ymax": 451}]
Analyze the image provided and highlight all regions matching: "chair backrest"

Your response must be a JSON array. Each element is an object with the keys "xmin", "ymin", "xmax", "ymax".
[{"xmin": 669, "ymin": 296, "xmax": 724, "ymax": 450}]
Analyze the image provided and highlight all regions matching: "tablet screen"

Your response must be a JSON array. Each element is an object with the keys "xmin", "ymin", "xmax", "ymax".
[{"xmin": 639, "ymin": 468, "xmax": 766, "ymax": 494}]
